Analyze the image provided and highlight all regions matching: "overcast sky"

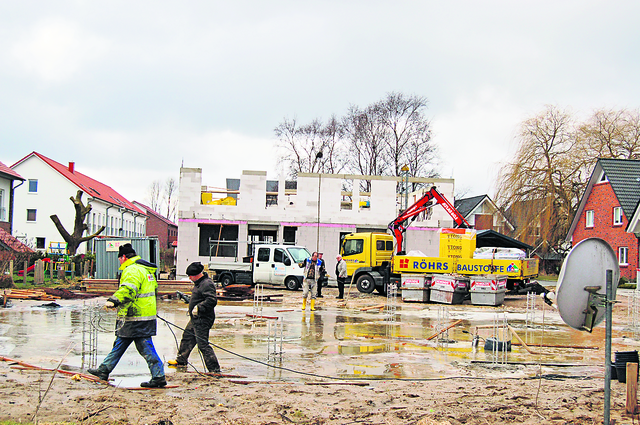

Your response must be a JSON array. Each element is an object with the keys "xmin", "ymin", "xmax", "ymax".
[{"xmin": 2, "ymin": 1, "xmax": 639, "ymax": 207}]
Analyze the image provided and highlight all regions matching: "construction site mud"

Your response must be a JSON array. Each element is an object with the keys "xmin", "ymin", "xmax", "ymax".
[{"xmin": 1, "ymin": 284, "xmax": 639, "ymax": 424}]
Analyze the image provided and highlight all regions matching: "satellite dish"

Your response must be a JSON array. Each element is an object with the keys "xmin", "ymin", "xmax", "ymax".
[{"xmin": 556, "ymin": 238, "xmax": 620, "ymax": 331}]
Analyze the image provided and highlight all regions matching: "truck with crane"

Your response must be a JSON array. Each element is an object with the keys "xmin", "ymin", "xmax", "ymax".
[{"xmin": 340, "ymin": 186, "xmax": 539, "ymax": 296}]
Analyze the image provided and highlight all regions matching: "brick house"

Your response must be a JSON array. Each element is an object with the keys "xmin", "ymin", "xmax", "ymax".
[
  {"xmin": 132, "ymin": 201, "xmax": 178, "ymax": 249},
  {"xmin": 566, "ymin": 158, "xmax": 640, "ymax": 281},
  {"xmin": 454, "ymin": 194, "xmax": 514, "ymax": 234}
]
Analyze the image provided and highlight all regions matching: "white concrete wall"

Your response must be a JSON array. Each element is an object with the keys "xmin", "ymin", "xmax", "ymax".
[{"xmin": 176, "ymin": 167, "xmax": 457, "ymax": 279}]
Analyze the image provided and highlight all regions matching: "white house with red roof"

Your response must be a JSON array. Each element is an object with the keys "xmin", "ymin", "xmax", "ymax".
[
  {"xmin": 0, "ymin": 160, "xmax": 25, "ymax": 235},
  {"xmin": 11, "ymin": 152, "xmax": 146, "ymax": 254}
]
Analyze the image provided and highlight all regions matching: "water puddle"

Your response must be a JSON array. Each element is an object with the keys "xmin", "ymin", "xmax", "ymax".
[{"xmin": 0, "ymin": 297, "xmax": 634, "ymax": 384}]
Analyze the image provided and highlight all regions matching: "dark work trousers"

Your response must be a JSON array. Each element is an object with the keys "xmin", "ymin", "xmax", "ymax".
[
  {"xmin": 317, "ymin": 275, "xmax": 326, "ymax": 297},
  {"xmin": 337, "ymin": 277, "xmax": 346, "ymax": 298},
  {"xmin": 176, "ymin": 317, "xmax": 221, "ymax": 372}
]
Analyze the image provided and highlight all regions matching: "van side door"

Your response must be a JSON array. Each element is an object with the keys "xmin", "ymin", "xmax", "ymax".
[
  {"xmin": 253, "ymin": 247, "xmax": 272, "ymax": 283},
  {"xmin": 271, "ymin": 247, "xmax": 288, "ymax": 284}
]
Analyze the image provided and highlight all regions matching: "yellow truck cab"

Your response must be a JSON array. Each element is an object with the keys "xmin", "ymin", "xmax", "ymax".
[{"xmin": 341, "ymin": 232, "xmax": 398, "ymax": 294}]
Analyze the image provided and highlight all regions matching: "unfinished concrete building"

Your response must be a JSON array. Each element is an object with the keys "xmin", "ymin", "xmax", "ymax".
[{"xmin": 176, "ymin": 168, "xmax": 457, "ymax": 279}]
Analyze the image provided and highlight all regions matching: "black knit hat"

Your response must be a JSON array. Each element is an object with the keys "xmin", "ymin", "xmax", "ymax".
[
  {"xmin": 118, "ymin": 243, "xmax": 136, "ymax": 258},
  {"xmin": 186, "ymin": 262, "xmax": 204, "ymax": 276}
]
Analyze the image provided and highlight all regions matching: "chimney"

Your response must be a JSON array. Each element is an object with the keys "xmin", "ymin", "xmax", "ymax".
[{"xmin": 68, "ymin": 162, "xmax": 75, "ymax": 173}]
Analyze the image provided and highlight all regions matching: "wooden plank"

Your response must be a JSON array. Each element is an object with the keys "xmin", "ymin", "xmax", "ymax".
[
  {"xmin": 627, "ymin": 362, "xmax": 639, "ymax": 414},
  {"xmin": 246, "ymin": 314, "xmax": 278, "ymax": 320},
  {"xmin": 360, "ymin": 304, "xmax": 385, "ymax": 311},
  {"xmin": 305, "ymin": 381, "xmax": 370, "ymax": 386},
  {"xmin": 506, "ymin": 324, "xmax": 539, "ymax": 355},
  {"xmin": 426, "ymin": 319, "xmax": 463, "ymax": 341},
  {"xmin": 511, "ymin": 342, "xmax": 598, "ymax": 350}
]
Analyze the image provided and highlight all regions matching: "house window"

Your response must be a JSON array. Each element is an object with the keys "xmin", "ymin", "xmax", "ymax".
[
  {"xmin": 619, "ymin": 247, "xmax": 629, "ymax": 266},
  {"xmin": 36, "ymin": 237, "xmax": 45, "ymax": 249},
  {"xmin": 585, "ymin": 210, "xmax": 594, "ymax": 228},
  {"xmin": 613, "ymin": 207, "xmax": 623, "ymax": 226},
  {"xmin": 28, "ymin": 179, "xmax": 38, "ymax": 193},
  {"xmin": 27, "ymin": 209, "xmax": 37, "ymax": 222},
  {"xmin": 0, "ymin": 189, "xmax": 5, "ymax": 221}
]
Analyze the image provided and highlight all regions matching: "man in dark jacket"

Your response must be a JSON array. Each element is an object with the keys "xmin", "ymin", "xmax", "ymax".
[
  {"xmin": 167, "ymin": 262, "xmax": 221, "ymax": 373},
  {"xmin": 87, "ymin": 243, "xmax": 166, "ymax": 388}
]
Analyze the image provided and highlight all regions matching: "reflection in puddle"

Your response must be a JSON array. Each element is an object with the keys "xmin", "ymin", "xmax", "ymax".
[{"xmin": 0, "ymin": 298, "xmax": 624, "ymax": 382}]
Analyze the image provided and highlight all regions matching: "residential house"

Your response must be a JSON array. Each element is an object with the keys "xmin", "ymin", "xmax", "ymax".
[
  {"xmin": 132, "ymin": 201, "xmax": 178, "ymax": 249},
  {"xmin": 566, "ymin": 158, "xmax": 640, "ymax": 281},
  {"xmin": 11, "ymin": 152, "xmax": 146, "ymax": 254},
  {"xmin": 454, "ymin": 194, "xmax": 514, "ymax": 233},
  {"xmin": 177, "ymin": 169, "xmax": 459, "ymax": 279},
  {"xmin": 0, "ymin": 161, "xmax": 25, "ymax": 234}
]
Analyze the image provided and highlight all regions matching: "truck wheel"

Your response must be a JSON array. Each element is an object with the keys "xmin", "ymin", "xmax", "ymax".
[
  {"xmin": 285, "ymin": 277, "xmax": 299, "ymax": 291},
  {"xmin": 356, "ymin": 274, "xmax": 376, "ymax": 294},
  {"xmin": 220, "ymin": 273, "xmax": 234, "ymax": 287}
]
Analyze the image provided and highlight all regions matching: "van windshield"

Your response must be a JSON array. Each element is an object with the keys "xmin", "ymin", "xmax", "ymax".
[{"xmin": 287, "ymin": 247, "xmax": 311, "ymax": 263}]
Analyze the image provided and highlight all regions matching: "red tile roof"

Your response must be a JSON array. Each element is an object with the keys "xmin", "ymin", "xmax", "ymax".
[
  {"xmin": 12, "ymin": 152, "xmax": 144, "ymax": 214},
  {"xmin": 133, "ymin": 201, "xmax": 177, "ymax": 227},
  {"xmin": 0, "ymin": 160, "xmax": 24, "ymax": 181},
  {"xmin": 0, "ymin": 227, "xmax": 34, "ymax": 253}
]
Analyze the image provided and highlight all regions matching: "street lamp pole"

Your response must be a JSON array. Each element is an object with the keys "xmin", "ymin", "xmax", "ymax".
[{"xmin": 315, "ymin": 151, "xmax": 323, "ymax": 254}]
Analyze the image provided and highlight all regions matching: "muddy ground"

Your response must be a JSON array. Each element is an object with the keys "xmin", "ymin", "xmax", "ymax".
[{"xmin": 1, "ymin": 283, "xmax": 639, "ymax": 424}]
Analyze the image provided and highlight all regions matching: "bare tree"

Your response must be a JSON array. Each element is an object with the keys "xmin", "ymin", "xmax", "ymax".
[
  {"xmin": 495, "ymin": 106, "xmax": 585, "ymax": 256},
  {"xmin": 343, "ymin": 103, "xmax": 389, "ymax": 190},
  {"xmin": 275, "ymin": 117, "xmax": 347, "ymax": 177},
  {"xmin": 378, "ymin": 92, "xmax": 436, "ymax": 179},
  {"xmin": 50, "ymin": 190, "xmax": 105, "ymax": 255},
  {"xmin": 164, "ymin": 177, "xmax": 177, "ymax": 221},
  {"xmin": 577, "ymin": 108, "xmax": 640, "ymax": 160},
  {"xmin": 147, "ymin": 180, "xmax": 162, "ymax": 211},
  {"xmin": 320, "ymin": 114, "xmax": 347, "ymax": 174},
  {"xmin": 275, "ymin": 92, "xmax": 437, "ymax": 191}
]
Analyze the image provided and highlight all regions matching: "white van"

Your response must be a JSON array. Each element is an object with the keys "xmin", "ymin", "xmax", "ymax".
[{"xmin": 209, "ymin": 244, "xmax": 311, "ymax": 290}]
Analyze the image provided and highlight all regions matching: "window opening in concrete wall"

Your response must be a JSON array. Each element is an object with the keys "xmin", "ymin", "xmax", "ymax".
[
  {"xmin": 341, "ymin": 179, "xmax": 353, "ymax": 210},
  {"xmin": 27, "ymin": 209, "xmax": 37, "ymax": 222},
  {"xmin": 283, "ymin": 226, "xmax": 297, "ymax": 245},
  {"xmin": 248, "ymin": 228, "xmax": 277, "ymax": 244},
  {"xmin": 28, "ymin": 179, "xmax": 38, "ymax": 193},
  {"xmin": 36, "ymin": 237, "xmax": 45, "ymax": 249},
  {"xmin": 198, "ymin": 224, "xmax": 239, "ymax": 258},
  {"xmin": 266, "ymin": 180, "xmax": 278, "ymax": 207},
  {"xmin": 356, "ymin": 227, "xmax": 387, "ymax": 233},
  {"xmin": 359, "ymin": 180, "xmax": 371, "ymax": 210}
]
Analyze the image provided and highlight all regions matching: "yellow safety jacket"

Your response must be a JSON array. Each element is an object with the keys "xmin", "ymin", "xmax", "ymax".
[{"xmin": 109, "ymin": 256, "xmax": 158, "ymax": 338}]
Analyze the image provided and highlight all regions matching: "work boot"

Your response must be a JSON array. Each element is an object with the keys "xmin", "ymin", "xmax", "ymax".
[
  {"xmin": 167, "ymin": 359, "xmax": 187, "ymax": 367},
  {"xmin": 140, "ymin": 376, "xmax": 167, "ymax": 388},
  {"xmin": 302, "ymin": 298, "xmax": 307, "ymax": 310},
  {"xmin": 87, "ymin": 367, "xmax": 109, "ymax": 381},
  {"xmin": 310, "ymin": 299, "xmax": 316, "ymax": 311}
]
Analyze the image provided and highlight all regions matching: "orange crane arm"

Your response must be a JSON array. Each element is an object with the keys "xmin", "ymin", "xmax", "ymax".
[{"xmin": 389, "ymin": 186, "xmax": 470, "ymax": 254}]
